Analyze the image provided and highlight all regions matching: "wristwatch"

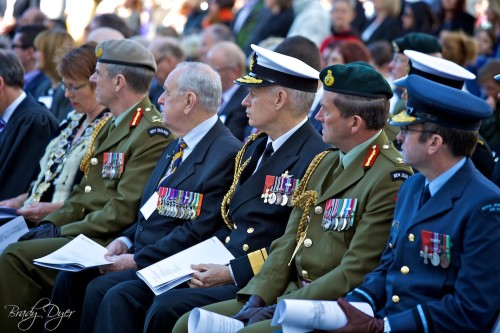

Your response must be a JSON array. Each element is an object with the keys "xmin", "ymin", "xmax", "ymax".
[{"xmin": 383, "ymin": 317, "xmax": 391, "ymax": 333}]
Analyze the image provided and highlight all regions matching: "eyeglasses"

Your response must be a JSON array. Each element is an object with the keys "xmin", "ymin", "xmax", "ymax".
[
  {"xmin": 399, "ymin": 125, "xmax": 436, "ymax": 136},
  {"xmin": 60, "ymin": 81, "xmax": 88, "ymax": 93},
  {"xmin": 11, "ymin": 44, "xmax": 32, "ymax": 50}
]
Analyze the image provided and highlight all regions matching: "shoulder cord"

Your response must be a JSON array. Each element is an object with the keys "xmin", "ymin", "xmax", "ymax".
[
  {"xmin": 291, "ymin": 150, "xmax": 329, "ymax": 242},
  {"xmin": 79, "ymin": 114, "xmax": 112, "ymax": 176},
  {"xmin": 221, "ymin": 131, "xmax": 266, "ymax": 230}
]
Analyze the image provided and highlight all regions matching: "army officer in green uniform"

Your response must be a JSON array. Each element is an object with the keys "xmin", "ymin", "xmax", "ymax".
[
  {"xmin": 0, "ymin": 39, "xmax": 173, "ymax": 332},
  {"xmin": 173, "ymin": 63, "xmax": 413, "ymax": 333}
]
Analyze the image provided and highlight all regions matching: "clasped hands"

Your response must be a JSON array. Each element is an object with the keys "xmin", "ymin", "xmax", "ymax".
[
  {"xmin": 99, "ymin": 239, "xmax": 136, "ymax": 274},
  {"xmin": 188, "ymin": 263, "xmax": 233, "ymax": 288}
]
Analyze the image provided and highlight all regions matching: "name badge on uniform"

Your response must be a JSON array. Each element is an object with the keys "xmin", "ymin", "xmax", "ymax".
[
  {"xmin": 102, "ymin": 152, "xmax": 125, "ymax": 179},
  {"xmin": 260, "ymin": 172, "xmax": 299, "ymax": 206},
  {"xmin": 157, "ymin": 187, "xmax": 203, "ymax": 220},
  {"xmin": 420, "ymin": 230, "xmax": 452, "ymax": 268},
  {"xmin": 321, "ymin": 198, "xmax": 358, "ymax": 232}
]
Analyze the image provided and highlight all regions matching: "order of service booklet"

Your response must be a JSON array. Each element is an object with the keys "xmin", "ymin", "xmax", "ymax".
[
  {"xmin": 136, "ymin": 236, "xmax": 234, "ymax": 296},
  {"xmin": 187, "ymin": 300, "xmax": 374, "ymax": 333},
  {"xmin": 33, "ymin": 233, "xmax": 112, "ymax": 272}
]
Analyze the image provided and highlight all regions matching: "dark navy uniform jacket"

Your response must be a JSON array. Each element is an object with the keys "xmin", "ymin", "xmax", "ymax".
[
  {"xmin": 347, "ymin": 159, "xmax": 500, "ymax": 332},
  {"xmin": 123, "ymin": 120, "xmax": 242, "ymax": 269},
  {"xmin": 222, "ymin": 120, "xmax": 330, "ymax": 287}
]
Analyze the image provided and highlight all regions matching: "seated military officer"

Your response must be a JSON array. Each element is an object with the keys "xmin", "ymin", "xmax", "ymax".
[
  {"xmin": 395, "ymin": 50, "xmax": 495, "ymax": 180},
  {"xmin": 321, "ymin": 75, "xmax": 500, "ymax": 332},
  {"xmin": 0, "ymin": 39, "xmax": 173, "ymax": 332},
  {"xmin": 173, "ymin": 63, "xmax": 414, "ymax": 333},
  {"xmin": 83, "ymin": 44, "xmax": 330, "ymax": 333}
]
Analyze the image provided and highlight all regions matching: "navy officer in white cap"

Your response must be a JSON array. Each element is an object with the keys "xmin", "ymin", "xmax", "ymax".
[
  {"xmin": 395, "ymin": 50, "xmax": 495, "ymax": 180},
  {"xmin": 323, "ymin": 75, "xmax": 500, "ymax": 332},
  {"xmin": 87, "ymin": 43, "xmax": 329, "ymax": 333}
]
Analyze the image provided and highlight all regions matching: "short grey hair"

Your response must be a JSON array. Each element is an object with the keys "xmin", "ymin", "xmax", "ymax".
[
  {"xmin": 269, "ymin": 85, "xmax": 316, "ymax": 116},
  {"xmin": 176, "ymin": 62, "xmax": 222, "ymax": 113}
]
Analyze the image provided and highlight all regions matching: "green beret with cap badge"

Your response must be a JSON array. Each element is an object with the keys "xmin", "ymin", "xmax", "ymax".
[
  {"xmin": 392, "ymin": 32, "xmax": 441, "ymax": 55},
  {"xmin": 320, "ymin": 62, "xmax": 393, "ymax": 99}
]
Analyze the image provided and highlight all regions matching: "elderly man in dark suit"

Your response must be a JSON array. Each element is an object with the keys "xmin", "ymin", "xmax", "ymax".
[
  {"xmin": 89, "ymin": 43, "xmax": 330, "ymax": 333},
  {"xmin": 0, "ymin": 49, "xmax": 58, "ymax": 201},
  {"xmin": 47, "ymin": 61, "xmax": 242, "ymax": 332},
  {"xmin": 206, "ymin": 41, "xmax": 249, "ymax": 141}
]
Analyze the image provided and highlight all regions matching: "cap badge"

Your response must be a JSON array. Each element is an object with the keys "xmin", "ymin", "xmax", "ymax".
[
  {"xmin": 391, "ymin": 111, "xmax": 417, "ymax": 124},
  {"xmin": 324, "ymin": 70, "xmax": 334, "ymax": 87},
  {"xmin": 95, "ymin": 44, "xmax": 103, "ymax": 58}
]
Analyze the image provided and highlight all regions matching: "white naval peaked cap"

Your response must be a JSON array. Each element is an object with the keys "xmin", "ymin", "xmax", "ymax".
[
  {"xmin": 235, "ymin": 44, "xmax": 319, "ymax": 92},
  {"xmin": 394, "ymin": 50, "xmax": 475, "ymax": 89}
]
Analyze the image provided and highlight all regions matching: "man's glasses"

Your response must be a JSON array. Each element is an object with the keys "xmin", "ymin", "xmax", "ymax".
[
  {"xmin": 11, "ymin": 44, "xmax": 32, "ymax": 50},
  {"xmin": 399, "ymin": 125, "xmax": 436, "ymax": 136},
  {"xmin": 60, "ymin": 81, "xmax": 88, "ymax": 93}
]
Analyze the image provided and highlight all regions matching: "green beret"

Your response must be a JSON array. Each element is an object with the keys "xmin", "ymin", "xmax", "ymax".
[
  {"xmin": 392, "ymin": 32, "xmax": 441, "ymax": 54},
  {"xmin": 320, "ymin": 63, "xmax": 393, "ymax": 99},
  {"xmin": 95, "ymin": 39, "xmax": 157, "ymax": 72}
]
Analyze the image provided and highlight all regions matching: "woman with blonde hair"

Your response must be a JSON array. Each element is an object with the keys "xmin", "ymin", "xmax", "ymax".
[
  {"xmin": 361, "ymin": 0, "xmax": 403, "ymax": 44},
  {"xmin": 0, "ymin": 42, "xmax": 111, "ymax": 223},
  {"xmin": 33, "ymin": 29, "xmax": 75, "ymax": 122}
]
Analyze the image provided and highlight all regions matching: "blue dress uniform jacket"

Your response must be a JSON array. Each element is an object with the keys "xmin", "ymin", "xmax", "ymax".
[
  {"xmin": 347, "ymin": 159, "xmax": 500, "ymax": 332},
  {"xmin": 223, "ymin": 120, "xmax": 330, "ymax": 287},
  {"xmin": 125, "ymin": 119, "xmax": 242, "ymax": 267},
  {"xmin": 0, "ymin": 98, "xmax": 172, "ymax": 333},
  {"xmin": 0, "ymin": 93, "xmax": 58, "ymax": 201}
]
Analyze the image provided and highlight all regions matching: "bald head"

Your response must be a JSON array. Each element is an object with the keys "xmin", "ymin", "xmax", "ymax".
[
  {"xmin": 86, "ymin": 27, "xmax": 125, "ymax": 43},
  {"xmin": 206, "ymin": 41, "xmax": 245, "ymax": 91}
]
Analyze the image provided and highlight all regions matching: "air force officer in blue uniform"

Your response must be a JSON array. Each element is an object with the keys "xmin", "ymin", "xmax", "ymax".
[{"xmin": 328, "ymin": 75, "xmax": 500, "ymax": 332}]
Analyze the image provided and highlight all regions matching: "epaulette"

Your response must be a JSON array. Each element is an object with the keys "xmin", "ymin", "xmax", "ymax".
[{"xmin": 378, "ymin": 141, "xmax": 407, "ymax": 167}]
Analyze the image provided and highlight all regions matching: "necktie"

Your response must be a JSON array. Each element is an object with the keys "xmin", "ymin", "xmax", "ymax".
[
  {"xmin": 166, "ymin": 139, "xmax": 187, "ymax": 177},
  {"xmin": 419, "ymin": 184, "xmax": 431, "ymax": 208},
  {"xmin": 258, "ymin": 142, "xmax": 274, "ymax": 170},
  {"xmin": 0, "ymin": 119, "xmax": 5, "ymax": 132}
]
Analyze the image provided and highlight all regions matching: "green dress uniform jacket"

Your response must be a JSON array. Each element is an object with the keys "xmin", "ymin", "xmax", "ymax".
[
  {"xmin": 181, "ymin": 131, "xmax": 413, "ymax": 333},
  {"xmin": 0, "ymin": 97, "xmax": 173, "ymax": 333}
]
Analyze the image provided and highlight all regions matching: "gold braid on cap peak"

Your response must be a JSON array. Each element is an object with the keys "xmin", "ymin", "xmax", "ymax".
[
  {"xmin": 221, "ymin": 131, "xmax": 266, "ymax": 230},
  {"xmin": 79, "ymin": 114, "xmax": 112, "ymax": 176},
  {"xmin": 291, "ymin": 150, "xmax": 329, "ymax": 242}
]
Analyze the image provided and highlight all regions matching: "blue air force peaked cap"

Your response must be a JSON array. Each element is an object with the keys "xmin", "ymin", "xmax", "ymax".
[
  {"xmin": 320, "ymin": 62, "xmax": 393, "ymax": 99},
  {"xmin": 390, "ymin": 75, "xmax": 492, "ymax": 130},
  {"xmin": 95, "ymin": 39, "xmax": 157, "ymax": 72},
  {"xmin": 395, "ymin": 50, "xmax": 475, "ymax": 89},
  {"xmin": 235, "ymin": 44, "xmax": 319, "ymax": 92}
]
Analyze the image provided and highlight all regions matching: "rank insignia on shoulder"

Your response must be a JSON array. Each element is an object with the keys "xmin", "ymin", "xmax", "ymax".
[
  {"xmin": 480, "ymin": 201, "xmax": 500, "ymax": 216},
  {"xmin": 102, "ymin": 152, "xmax": 125, "ymax": 179},
  {"xmin": 157, "ymin": 187, "xmax": 203, "ymax": 220},
  {"xmin": 130, "ymin": 108, "xmax": 144, "ymax": 127},
  {"xmin": 261, "ymin": 174, "xmax": 299, "ymax": 206},
  {"xmin": 420, "ymin": 230, "xmax": 452, "ymax": 268},
  {"xmin": 152, "ymin": 115, "xmax": 163, "ymax": 123},
  {"xmin": 363, "ymin": 145, "xmax": 380, "ymax": 168},
  {"xmin": 321, "ymin": 198, "xmax": 358, "ymax": 232},
  {"xmin": 390, "ymin": 170, "xmax": 411, "ymax": 182},
  {"xmin": 148, "ymin": 127, "xmax": 170, "ymax": 138}
]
